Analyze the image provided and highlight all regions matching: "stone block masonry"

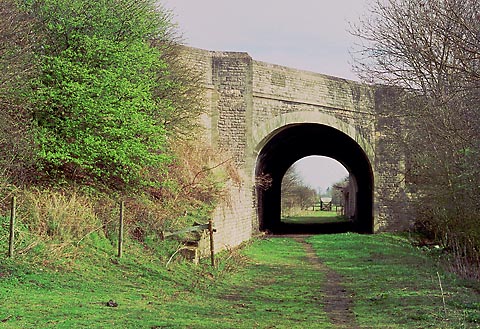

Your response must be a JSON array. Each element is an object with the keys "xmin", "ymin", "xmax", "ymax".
[
  {"xmin": 212, "ymin": 52, "xmax": 253, "ymax": 167},
  {"xmin": 179, "ymin": 46, "xmax": 408, "ymax": 252}
]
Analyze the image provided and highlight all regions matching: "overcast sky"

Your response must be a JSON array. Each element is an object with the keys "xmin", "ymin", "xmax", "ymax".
[
  {"xmin": 163, "ymin": 0, "xmax": 369, "ymax": 191},
  {"xmin": 164, "ymin": 0, "xmax": 369, "ymax": 80},
  {"xmin": 293, "ymin": 156, "xmax": 348, "ymax": 193}
]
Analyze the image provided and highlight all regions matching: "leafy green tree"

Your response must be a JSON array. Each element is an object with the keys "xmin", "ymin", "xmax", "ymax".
[{"xmin": 26, "ymin": 0, "xmax": 180, "ymax": 187}]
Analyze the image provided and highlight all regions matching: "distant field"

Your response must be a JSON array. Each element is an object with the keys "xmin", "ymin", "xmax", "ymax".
[{"xmin": 281, "ymin": 209, "xmax": 348, "ymax": 224}]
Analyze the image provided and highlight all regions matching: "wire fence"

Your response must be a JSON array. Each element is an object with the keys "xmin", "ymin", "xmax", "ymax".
[{"xmin": 2, "ymin": 196, "xmax": 216, "ymax": 266}]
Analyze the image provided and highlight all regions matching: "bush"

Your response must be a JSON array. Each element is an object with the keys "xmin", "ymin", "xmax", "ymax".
[
  {"xmin": 24, "ymin": 0, "xmax": 178, "ymax": 188},
  {"xmin": 0, "ymin": 0, "xmax": 38, "ymax": 184}
]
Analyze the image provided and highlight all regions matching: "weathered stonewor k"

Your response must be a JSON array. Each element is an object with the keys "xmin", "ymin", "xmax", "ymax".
[{"xmin": 180, "ymin": 46, "xmax": 408, "ymax": 253}]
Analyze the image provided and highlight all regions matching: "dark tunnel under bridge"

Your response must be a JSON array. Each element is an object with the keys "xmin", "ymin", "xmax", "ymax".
[{"xmin": 255, "ymin": 123, "xmax": 374, "ymax": 235}]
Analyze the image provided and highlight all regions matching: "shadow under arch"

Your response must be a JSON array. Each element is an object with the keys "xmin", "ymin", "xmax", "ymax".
[{"xmin": 255, "ymin": 123, "xmax": 374, "ymax": 234}]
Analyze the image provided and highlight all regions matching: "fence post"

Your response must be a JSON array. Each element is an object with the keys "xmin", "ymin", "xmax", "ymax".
[
  {"xmin": 117, "ymin": 201, "xmax": 124, "ymax": 258},
  {"xmin": 208, "ymin": 219, "xmax": 215, "ymax": 267},
  {"xmin": 8, "ymin": 196, "xmax": 16, "ymax": 258}
]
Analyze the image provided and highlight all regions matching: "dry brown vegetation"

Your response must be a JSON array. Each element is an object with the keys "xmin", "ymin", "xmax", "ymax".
[{"xmin": 352, "ymin": 0, "xmax": 480, "ymax": 279}]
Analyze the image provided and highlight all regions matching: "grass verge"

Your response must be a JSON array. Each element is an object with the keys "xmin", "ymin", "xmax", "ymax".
[
  {"xmin": 307, "ymin": 233, "xmax": 480, "ymax": 328},
  {"xmin": 0, "ymin": 236, "xmax": 331, "ymax": 328}
]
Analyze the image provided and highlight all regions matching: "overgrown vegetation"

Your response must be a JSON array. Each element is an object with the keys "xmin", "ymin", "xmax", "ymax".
[
  {"xmin": 0, "ymin": 0, "xmax": 38, "ymax": 184},
  {"xmin": 0, "ymin": 0, "xmax": 230, "ymax": 262},
  {"xmin": 352, "ymin": 0, "xmax": 480, "ymax": 279},
  {"xmin": 29, "ymin": 0, "xmax": 180, "ymax": 187}
]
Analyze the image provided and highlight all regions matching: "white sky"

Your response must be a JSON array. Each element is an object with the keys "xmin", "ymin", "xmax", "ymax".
[
  {"xmin": 164, "ymin": 0, "xmax": 368, "ymax": 80},
  {"xmin": 163, "ymin": 0, "xmax": 368, "ymax": 190},
  {"xmin": 294, "ymin": 156, "xmax": 348, "ymax": 192}
]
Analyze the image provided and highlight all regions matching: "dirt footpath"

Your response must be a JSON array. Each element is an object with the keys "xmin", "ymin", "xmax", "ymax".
[{"xmin": 291, "ymin": 236, "xmax": 359, "ymax": 328}]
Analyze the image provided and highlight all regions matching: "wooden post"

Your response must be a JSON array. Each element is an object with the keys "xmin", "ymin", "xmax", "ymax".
[
  {"xmin": 208, "ymin": 219, "xmax": 215, "ymax": 267},
  {"xmin": 117, "ymin": 201, "xmax": 124, "ymax": 258},
  {"xmin": 8, "ymin": 196, "xmax": 16, "ymax": 258}
]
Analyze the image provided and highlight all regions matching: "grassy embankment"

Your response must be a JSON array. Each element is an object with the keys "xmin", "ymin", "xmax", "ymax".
[{"xmin": 0, "ymin": 232, "xmax": 479, "ymax": 328}]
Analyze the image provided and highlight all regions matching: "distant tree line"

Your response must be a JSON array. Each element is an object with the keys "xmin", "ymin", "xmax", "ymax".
[
  {"xmin": 281, "ymin": 165, "xmax": 348, "ymax": 217},
  {"xmin": 281, "ymin": 165, "xmax": 317, "ymax": 217}
]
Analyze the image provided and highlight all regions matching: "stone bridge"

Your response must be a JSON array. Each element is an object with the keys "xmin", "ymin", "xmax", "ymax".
[{"xmin": 181, "ymin": 47, "xmax": 407, "ymax": 251}]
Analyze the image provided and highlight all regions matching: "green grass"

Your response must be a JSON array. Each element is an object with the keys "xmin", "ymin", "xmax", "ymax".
[
  {"xmin": 307, "ymin": 233, "xmax": 480, "ymax": 328},
  {"xmin": 214, "ymin": 238, "xmax": 330, "ymax": 328},
  {"xmin": 282, "ymin": 209, "xmax": 348, "ymax": 224},
  {"xmin": 0, "ymin": 236, "xmax": 331, "ymax": 328},
  {"xmin": 0, "ymin": 233, "xmax": 478, "ymax": 328}
]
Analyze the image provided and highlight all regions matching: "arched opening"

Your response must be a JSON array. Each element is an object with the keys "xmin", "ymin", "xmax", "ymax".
[
  {"xmin": 280, "ymin": 156, "xmax": 353, "ymax": 225},
  {"xmin": 255, "ymin": 123, "xmax": 373, "ymax": 234}
]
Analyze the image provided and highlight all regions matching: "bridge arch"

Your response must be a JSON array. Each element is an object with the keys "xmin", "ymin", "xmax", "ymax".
[
  {"xmin": 254, "ymin": 114, "xmax": 374, "ymax": 234},
  {"xmin": 253, "ymin": 111, "xmax": 374, "ymax": 158},
  {"xmin": 176, "ymin": 47, "xmax": 410, "ymax": 251}
]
